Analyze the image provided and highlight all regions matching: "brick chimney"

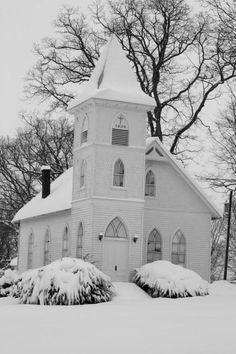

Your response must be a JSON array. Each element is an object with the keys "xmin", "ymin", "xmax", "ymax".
[{"xmin": 41, "ymin": 166, "xmax": 51, "ymax": 199}]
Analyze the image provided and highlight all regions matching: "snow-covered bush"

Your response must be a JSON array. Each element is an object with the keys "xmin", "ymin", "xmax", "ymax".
[
  {"xmin": 12, "ymin": 258, "xmax": 113, "ymax": 305},
  {"xmin": 133, "ymin": 261, "xmax": 209, "ymax": 298},
  {"xmin": 0, "ymin": 269, "xmax": 18, "ymax": 297}
]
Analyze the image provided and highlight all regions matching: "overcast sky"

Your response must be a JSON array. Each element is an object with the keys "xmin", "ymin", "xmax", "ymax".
[
  {"xmin": 0, "ymin": 0, "xmax": 91, "ymax": 136},
  {"xmin": 0, "ymin": 0, "xmax": 202, "ymax": 137},
  {"xmin": 0, "ymin": 0, "xmax": 226, "ymax": 207}
]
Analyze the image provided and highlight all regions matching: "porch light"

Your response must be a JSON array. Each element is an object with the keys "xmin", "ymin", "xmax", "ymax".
[{"xmin": 98, "ymin": 233, "xmax": 104, "ymax": 241}]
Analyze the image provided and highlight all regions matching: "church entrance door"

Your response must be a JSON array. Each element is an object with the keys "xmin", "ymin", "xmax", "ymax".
[{"xmin": 102, "ymin": 239, "xmax": 129, "ymax": 281}]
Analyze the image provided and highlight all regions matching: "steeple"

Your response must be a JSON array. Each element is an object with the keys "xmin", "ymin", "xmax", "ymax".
[{"xmin": 68, "ymin": 35, "xmax": 155, "ymax": 110}]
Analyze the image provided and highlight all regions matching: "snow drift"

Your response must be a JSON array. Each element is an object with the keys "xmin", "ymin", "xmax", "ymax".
[
  {"xmin": 12, "ymin": 258, "xmax": 113, "ymax": 305},
  {"xmin": 133, "ymin": 261, "xmax": 209, "ymax": 298},
  {"xmin": 0, "ymin": 269, "xmax": 18, "ymax": 297}
]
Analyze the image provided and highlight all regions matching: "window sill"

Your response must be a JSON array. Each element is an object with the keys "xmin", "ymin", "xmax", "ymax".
[
  {"xmin": 112, "ymin": 186, "xmax": 126, "ymax": 191},
  {"xmin": 104, "ymin": 237, "xmax": 128, "ymax": 241}
]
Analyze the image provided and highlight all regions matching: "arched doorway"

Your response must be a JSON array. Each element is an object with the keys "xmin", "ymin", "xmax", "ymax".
[{"xmin": 102, "ymin": 217, "xmax": 129, "ymax": 281}]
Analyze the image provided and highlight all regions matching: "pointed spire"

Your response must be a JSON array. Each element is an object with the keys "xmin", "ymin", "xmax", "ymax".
[{"xmin": 68, "ymin": 35, "xmax": 155, "ymax": 110}]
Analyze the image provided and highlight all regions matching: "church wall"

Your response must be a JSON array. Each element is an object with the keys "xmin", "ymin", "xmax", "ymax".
[
  {"xmin": 70, "ymin": 199, "xmax": 93, "ymax": 261},
  {"xmin": 143, "ymin": 209, "xmax": 211, "ymax": 280},
  {"xmin": 144, "ymin": 159, "xmax": 212, "ymax": 280},
  {"xmin": 94, "ymin": 103, "xmax": 146, "ymax": 147},
  {"xmin": 145, "ymin": 160, "xmax": 210, "ymax": 213},
  {"xmin": 93, "ymin": 145, "xmax": 145, "ymax": 199},
  {"xmin": 18, "ymin": 210, "xmax": 71, "ymax": 273}
]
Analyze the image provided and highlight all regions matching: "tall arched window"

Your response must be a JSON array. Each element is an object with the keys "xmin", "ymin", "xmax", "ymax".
[
  {"xmin": 62, "ymin": 226, "xmax": 70, "ymax": 257},
  {"xmin": 145, "ymin": 170, "xmax": 155, "ymax": 197},
  {"xmin": 44, "ymin": 229, "xmax": 51, "ymax": 265},
  {"xmin": 80, "ymin": 160, "xmax": 86, "ymax": 188},
  {"xmin": 147, "ymin": 229, "xmax": 162, "ymax": 263},
  {"xmin": 112, "ymin": 114, "xmax": 129, "ymax": 146},
  {"xmin": 113, "ymin": 159, "xmax": 124, "ymax": 187},
  {"xmin": 171, "ymin": 230, "xmax": 186, "ymax": 266},
  {"xmin": 27, "ymin": 232, "xmax": 34, "ymax": 269},
  {"xmin": 105, "ymin": 217, "xmax": 127, "ymax": 238},
  {"xmin": 76, "ymin": 222, "xmax": 83, "ymax": 258},
  {"xmin": 81, "ymin": 115, "xmax": 88, "ymax": 144}
]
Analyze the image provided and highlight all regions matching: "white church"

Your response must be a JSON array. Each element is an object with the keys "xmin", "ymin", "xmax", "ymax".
[{"xmin": 13, "ymin": 36, "xmax": 221, "ymax": 281}]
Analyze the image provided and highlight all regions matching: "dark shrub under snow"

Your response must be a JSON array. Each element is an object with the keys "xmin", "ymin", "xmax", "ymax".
[
  {"xmin": 133, "ymin": 261, "xmax": 209, "ymax": 298},
  {"xmin": 12, "ymin": 258, "xmax": 113, "ymax": 305},
  {"xmin": 0, "ymin": 269, "xmax": 18, "ymax": 297}
]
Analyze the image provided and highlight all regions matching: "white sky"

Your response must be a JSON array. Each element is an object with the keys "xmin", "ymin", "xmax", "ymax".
[
  {"xmin": 0, "ymin": 0, "xmax": 227, "ymax": 208},
  {"xmin": 0, "ymin": 0, "xmax": 91, "ymax": 136}
]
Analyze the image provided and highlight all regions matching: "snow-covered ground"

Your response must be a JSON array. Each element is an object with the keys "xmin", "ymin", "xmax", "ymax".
[{"xmin": 0, "ymin": 281, "xmax": 236, "ymax": 354}]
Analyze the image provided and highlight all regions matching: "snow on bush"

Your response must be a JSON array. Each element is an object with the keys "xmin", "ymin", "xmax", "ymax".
[
  {"xmin": 133, "ymin": 261, "xmax": 209, "ymax": 298},
  {"xmin": 12, "ymin": 258, "xmax": 113, "ymax": 305},
  {"xmin": 0, "ymin": 269, "xmax": 18, "ymax": 297}
]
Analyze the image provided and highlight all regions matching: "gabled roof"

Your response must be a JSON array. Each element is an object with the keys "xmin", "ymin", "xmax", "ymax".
[
  {"xmin": 146, "ymin": 137, "xmax": 222, "ymax": 219},
  {"xmin": 68, "ymin": 36, "xmax": 155, "ymax": 110},
  {"xmin": 13, "ymin": 168, "xmax": 73, "ymax": 222}
]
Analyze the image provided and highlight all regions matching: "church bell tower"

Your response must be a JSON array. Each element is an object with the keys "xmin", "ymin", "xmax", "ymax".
[{"xmin": 68, "ymin": 36, "xmax": 155, "ymax": 281}]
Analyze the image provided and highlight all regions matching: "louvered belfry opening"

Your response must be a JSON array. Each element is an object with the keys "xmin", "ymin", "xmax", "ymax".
[{"xmin": 112, "ymin": 114, "xmax": 129, "ymax": 146}]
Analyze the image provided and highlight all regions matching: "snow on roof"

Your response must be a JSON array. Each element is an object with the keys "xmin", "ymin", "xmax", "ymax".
[
  {"xmin": 13, "ymin": 168, "xmax": 73, "ymax": 222},
  {"xmin": 146, "ymin": 137, "xmax": 222, "ymax": 219},
  {"xmin": 10, "ymin": 257, "xmax": 17, "ymax": 267},
  {"xmin": 68, "ymin": 35, "xmax": 155, "ymax": 110}
]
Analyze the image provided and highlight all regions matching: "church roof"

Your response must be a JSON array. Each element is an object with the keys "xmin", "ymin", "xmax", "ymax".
[
  {"xmin": 13, "ymin": 168, "xmax": 73, "ymax": 222},
  {"xmin": 68, "ymin": 36, "xmax": 155, "ymax": 110},
  {"xmin": 13, "ymin": 139, "xmax": 221, "ymax": 222}
]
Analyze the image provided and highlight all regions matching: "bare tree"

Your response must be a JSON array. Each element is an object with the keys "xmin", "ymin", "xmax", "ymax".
[
  {"xmin": 25, "ymin": 0, "xmax": 236, "ymax": 157},
  {"xmin": 202, "ymin": 95, "xmax": 236, "ymax": 191},
  {"xmin": 0, "ymin": 114, "xmax": 73, "ymax": 267},
  {"xmin": 211, "ymin": 218, "xmax": 225, "ymax": 281},
  {"xmin": 0, "ymin": 113, "xmax": 73, "ymax": 218}
]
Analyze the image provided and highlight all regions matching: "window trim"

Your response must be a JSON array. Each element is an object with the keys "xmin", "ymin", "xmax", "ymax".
[
  {"xmin": 80, "ymin": 160, "xmax": 86, "ymax": 189},
  {"xmin": 145, "ymin": 169, "xmax": 156, "ymax": 197},
  {"xmin": 111, "ymin": 114, "xmax": 129, "ymax": 146},
  {"xmin": 146, "ymin": 228, "xmax": 162, "ymax": 263},
  {"xmin": 81, "ymin": 114, "xmax": 88, "ymax": 145},
  {"xmin": 113, "ymin": 158, "xmax": 125, "ymax": 188},
  {"xmin": 27, "ymin": 232, "xmax": 34, "ymax": 269},
  {"xmin": 105, "ymin": 217, "xmax": 128, "ymax": 239},
  {"xmin": 62, "ymin": 225, "xmax": 70, "ymax": 257},
  {"xmin": 76, "ymin": 222, "xmax": 84, "ymax": 258},
  {"xmin": 171, "ymin": 229, "xmax": 186, "ymax": 267},
  {"xmin": 44, "ymin": 228, "xmax": 51, "ymax": 266}
]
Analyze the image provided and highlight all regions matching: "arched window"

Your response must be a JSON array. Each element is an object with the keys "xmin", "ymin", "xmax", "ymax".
[
  {"xmin": 171, "ymin": 230, "xmax": 186, "ymax": 266},
  {"xmin": 44, "ymin": 229, "xmax": 51, "ymax": 265},
  {"xmin": 147, "ymin": 229, "xmax": 162, "ymax": 263},
  {"xmin": 76, "ymin": 222, "xmax": 83, "ymax": 258},
  {"xmin": 112, "ymin": 114, "xmax": 129, "ymax": 146},
  {"xmin": 145, "ymin": 170, "xmax": 155, "ymax": 197},
  {"xmin": 113, "ymin": 159, "xmax": 124, "ymax": 187},
  {"xmin": 105, "ymin": 217, "xmax": 127, "ymax": 238},
  {"xmin": 80, "ymin": 160, "xmax": 86, "ymax": 188},
  {"xmin": 62, "ymin": 226, "xmax": 70, "ymax": 257},
  {"xmin": 27, "ymin": 232, "xmax": 34, "ymax": 269},
  {"xmin": 81, "ymin": 115, "xmax": 88, "ymax": 144}
]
